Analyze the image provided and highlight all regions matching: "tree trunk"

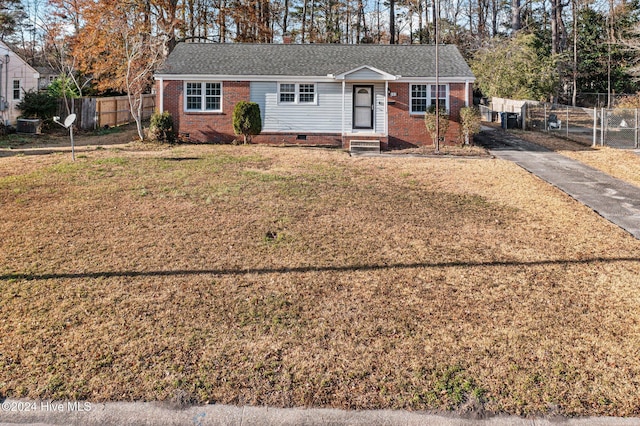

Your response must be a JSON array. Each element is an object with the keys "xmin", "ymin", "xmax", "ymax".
[
  {"xmin": 389, "ymin": 0, "xmax": 395, "ymax": 44},
  {"xmin": 301, "ymin": 0, "xmax": 307, "ymax": 42},
  {"xmin": 511, "ymin": 0, "xmax": 521, "ymax": 32}
]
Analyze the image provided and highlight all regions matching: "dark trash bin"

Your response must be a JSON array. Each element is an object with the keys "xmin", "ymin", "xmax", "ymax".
[{"xmin": 501, "ymin": 112, "xmax": 519, "ymax": 129}]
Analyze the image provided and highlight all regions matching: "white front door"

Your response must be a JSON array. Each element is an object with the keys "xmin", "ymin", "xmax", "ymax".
[{"xmin": 353, "ymin": 86, "xmax": 373, "ymax": 130}]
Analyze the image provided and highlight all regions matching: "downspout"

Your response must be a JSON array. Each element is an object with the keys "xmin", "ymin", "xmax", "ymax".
[
  {"xmin": 2, "ymin": 54, "xmax": 8, "ymax": 125},
  {"xmin": 5, "ymin": 54, "xmax": 9, "ymax": 118}
]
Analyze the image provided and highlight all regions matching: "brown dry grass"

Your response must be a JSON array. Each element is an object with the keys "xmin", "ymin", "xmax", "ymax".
[
  {"xmin": 1, "ymin": 134, "xmax": 640, "ymax": 417},
  {"xmin": 511, "ymin": 129, "xmax": 640, "ymax": 188}
]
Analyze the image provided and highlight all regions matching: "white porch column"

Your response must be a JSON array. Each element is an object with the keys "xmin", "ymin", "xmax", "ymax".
[
  {"xmin": 464, "ymin": 80, "xmax": 469, "ymax": 107},
  {"xmin": 158, "ymin": 78, "xmax": 164, "ymax": 113},
  {"xmin": 384, "ymin": 80, "xmax": 389, "ymax": 136},
  {"xmin": 341, "ymin": 80, "xmax": 346, "ymax": 138}
]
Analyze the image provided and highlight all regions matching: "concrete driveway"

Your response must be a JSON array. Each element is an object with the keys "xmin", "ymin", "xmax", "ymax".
[{"xmin": 475, "ymin": 127, "xmax": 640, "ymax": 239}]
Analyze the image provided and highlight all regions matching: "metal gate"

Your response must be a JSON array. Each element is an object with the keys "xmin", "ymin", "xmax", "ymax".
[{"xmin": 603, "ymin": 109, "xmax": 639, "ymax": 149}]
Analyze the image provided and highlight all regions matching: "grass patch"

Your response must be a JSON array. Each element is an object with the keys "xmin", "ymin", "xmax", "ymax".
[
  {"xmin": 0, "ymin": 143, "xmax": 639, "ymax": 416},
  {"xmin": 0, "ymin": 134, "xmax": 36, "ymax": 148}
]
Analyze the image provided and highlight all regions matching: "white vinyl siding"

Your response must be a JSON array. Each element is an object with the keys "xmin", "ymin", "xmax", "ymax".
[
  {"xmin": 252, "ymin": 82, "xmax": 339, "ymax": 132},
  {"xmin": 251, "ymin": 82, "xmax": 385, "ymax": 134},
  {"xmin": 344, "ymin": 68, "xmax": 388, "ymax": 81},
  {"xmin": 410, "ymin": 83, "xmax": 449, "ymax": 114},
  {"xmin": 185, "ymin": 82, "xmax": 222, "ymax": 112}
]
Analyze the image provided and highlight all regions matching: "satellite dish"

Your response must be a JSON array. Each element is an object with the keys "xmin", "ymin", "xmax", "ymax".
[{"xmin": 63, "ymin": 114, "xmax": 77, "ymax": 129}]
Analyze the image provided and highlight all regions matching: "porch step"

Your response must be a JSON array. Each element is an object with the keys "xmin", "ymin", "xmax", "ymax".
[{"xmin": 350, "ymin": 140, "xmax": 380, "ymax": 154}]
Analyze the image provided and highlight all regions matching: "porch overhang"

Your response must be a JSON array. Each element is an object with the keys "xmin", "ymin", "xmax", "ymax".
[{"xmin": 329, "ymin": 66, "xmax": 400, "ymax": 82}]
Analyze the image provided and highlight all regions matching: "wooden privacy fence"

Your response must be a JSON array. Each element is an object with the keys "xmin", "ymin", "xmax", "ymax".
[{"xmin": 57, "ymin": 94, "xmax": 156, "ymax": 130}]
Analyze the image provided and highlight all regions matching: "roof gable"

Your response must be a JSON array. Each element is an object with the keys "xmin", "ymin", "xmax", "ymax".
[
  {"xmin": 0, "ymin": 40, "xmax": 40, "ymax": 78},
  {"xmin": 332, "ymin": 65, "xmax": 398, "ymax": 81},
  {"xmin": 157, "ymin": 43, "xmax": 474, "ymax": 80}
]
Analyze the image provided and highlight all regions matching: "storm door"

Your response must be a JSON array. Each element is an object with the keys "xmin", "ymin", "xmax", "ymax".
[{"xmin": 353, "ymin": 86, "xmax": 374, "ymax": 129}]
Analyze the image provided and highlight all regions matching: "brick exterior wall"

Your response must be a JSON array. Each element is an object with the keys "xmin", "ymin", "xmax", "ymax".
[
  {"xmin": 387, "ymin": 82, "xmax": 470, "ymax": 149},
  {"xmin": 254, "ymin": 133, "xmax": 342, "ymax": 146},
  {"xmin": 160, "ymin": 80, "xmax": 249, "ymax": 143},
  {"xmin": 159, "ymin": 79, "xmax": 472, "ymax": 148}
]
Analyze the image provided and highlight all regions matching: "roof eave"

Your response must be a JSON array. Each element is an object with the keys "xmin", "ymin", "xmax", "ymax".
[{"xmin": 155, "ymin": 74, "xmax": 475, "ymax": 83}]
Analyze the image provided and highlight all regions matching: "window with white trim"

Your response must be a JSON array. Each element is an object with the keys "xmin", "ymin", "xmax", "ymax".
[
  {"xmin": 430, "ymin": 84, "xmax": 447, "ymax": 109},
  {"xmin": 278, "ymin": 83, "xmax": 316, "ymax": 104},
  {"xmin": 279, "ymin": 83, "xmax": 296, "ymax": 103},
  {"xmin": 13, "ymin": 80, "xmax": 21, "ymax": 100},
  {"xmin": 185, "ymin": 82, "xmax": 222, "ymax": 112},
  {"xmin": 410, "ymin": 84, "xmax": 449, "ymax": 114}
]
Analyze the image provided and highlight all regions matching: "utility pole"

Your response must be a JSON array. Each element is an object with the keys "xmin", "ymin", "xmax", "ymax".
[{"xmin": 434, "ymin": 0, "xmax": 440, "ymax": 153}]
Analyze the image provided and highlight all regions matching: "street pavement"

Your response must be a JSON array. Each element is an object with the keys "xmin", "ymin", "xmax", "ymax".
[{"xmin": 2, "ymin": 398, "xmax": 640, "ymax": 425}]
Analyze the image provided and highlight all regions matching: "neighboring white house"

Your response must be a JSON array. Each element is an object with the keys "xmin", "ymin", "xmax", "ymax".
[
  {"xmin": 0, "ymin": 40, "xmax": 40, "ymax": 125},
  {"xmin": 35, "ymin": 66, "xmax": 57, "ymax": 91}
]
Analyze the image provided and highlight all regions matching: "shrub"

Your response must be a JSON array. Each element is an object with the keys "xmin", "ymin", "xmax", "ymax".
[
  {"xmin": 232, "ymin": 101, "xmax": 262, "ymax": 144},
  {"xmin": 424, "ymin": 105, "xmax": 449, "ymax": 147},
  {"xmin": 615, "ymin": 93, "xmax": 640, "ymax": 109},
  {"xmin": 148, "ymin": 111, "xmax": 175, "ymax": 143},
  {"xmin": 16, "ymin": 90, "xmax": 57, "ymax": 122},
  {"xmin": 459, "ymin": 106, "xmax": 481, "ymax": 145}
]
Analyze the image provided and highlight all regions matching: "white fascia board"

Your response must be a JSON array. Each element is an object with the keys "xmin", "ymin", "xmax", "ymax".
[
  {"xmin": 154, "ymin": 74, "xmax": 336, "ymax": 83},
  {"xmin": 333, "ymin": 65, "xmax": 399, "ymax": 81},
  {"xmin": 398, "ymin": 76, "xmax": 476, "ymax": 83}
]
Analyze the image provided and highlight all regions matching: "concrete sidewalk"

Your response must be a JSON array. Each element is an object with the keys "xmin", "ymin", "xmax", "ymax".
[
  {"xmin": 2, "ymin": 399, "xmax": 640, "ymax": 425},
  {"xmin": 476, "ymin": 128, "xmax": 640, "ymax": 239}
]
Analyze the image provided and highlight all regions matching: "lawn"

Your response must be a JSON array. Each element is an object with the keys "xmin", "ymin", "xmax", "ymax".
[{"xmin": 1, "ymin": 139, "xmax": 640, "ymax": 417}]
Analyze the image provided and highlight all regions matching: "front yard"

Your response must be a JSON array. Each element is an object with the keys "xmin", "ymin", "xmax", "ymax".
[{"xmin": 1, "ymin": 138, "xmax": 639, "ymax": 417}]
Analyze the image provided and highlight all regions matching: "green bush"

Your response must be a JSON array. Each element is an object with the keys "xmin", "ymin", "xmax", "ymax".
[
  {"xmin": 48, "ymin": 75, "xmax": 80, "ymax": 99},
  {"xmin": 16, "ymin": 90, "xmax": 57, "ymax": 122},
  {"xmin": 148, "ymin": 111, "xmax": 175, "ymax": 143},
  {"xmin": 232, "ymin": 101, "xmax": 262, "ymax": 144}
]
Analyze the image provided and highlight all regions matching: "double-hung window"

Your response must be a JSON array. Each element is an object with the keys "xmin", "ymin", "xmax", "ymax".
[
  {"xmin": 410, "ymin": 84, "xmax": 448, "ymax": 114},
  {"xmin": 279, "ymin": 83, "xmax": 316, "ymax": 104},
  {"xmin": 430, "ymin": 84, "xmax": 447, "ymax": 109},
  {"xmin": 279, "ymin": 84, "xmax": 296, "ymax": 103},
  {"xmin": 13, "ymin": 80, "xmax": 21, "ymax": 100},
  {"xmin": 185, "ymin": 82, "xmax": 222, "ymax": 112}
]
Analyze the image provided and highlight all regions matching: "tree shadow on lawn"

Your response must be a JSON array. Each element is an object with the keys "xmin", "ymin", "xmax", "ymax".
[{"xmin": 2, "ymin": 256, "xmax": 638, "ymax": 281}]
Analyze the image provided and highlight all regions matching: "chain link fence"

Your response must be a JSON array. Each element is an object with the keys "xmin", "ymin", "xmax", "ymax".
[
  {"xmin": 524, "ymin": 103, "xmax": 640, "ymax": 149},
  {"xmin": 602, "ymin": 109, "xmax": 639, "ymax": 149}
]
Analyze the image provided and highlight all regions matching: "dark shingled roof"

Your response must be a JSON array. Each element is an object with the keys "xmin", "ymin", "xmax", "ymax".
[{"xmin": 158, "ymin": 43, "xmax": 474, "ymax": 79}]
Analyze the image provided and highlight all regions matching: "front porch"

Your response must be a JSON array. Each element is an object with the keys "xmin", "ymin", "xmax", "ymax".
[{"xmin": 332, "ymin": 66, "xmax": 398, "ymax": 151}]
